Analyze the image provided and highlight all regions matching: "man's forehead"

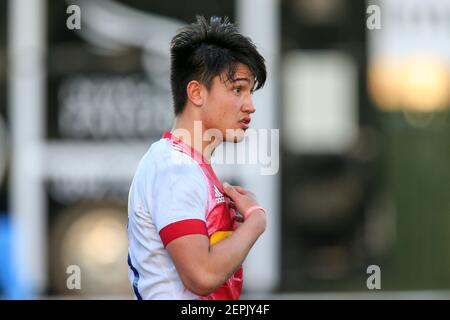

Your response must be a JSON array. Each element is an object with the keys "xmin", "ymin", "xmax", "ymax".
[
  {"xmin": 233, "ymin": 64, "xmax": 253, "ymax": 79},
  {"xmin": 231, "ymin": 65, "xmax": 255, "ymax": 85},
  {"xmin": 215, "ymin": 64, "xmax": 255, "ymax": 88}
]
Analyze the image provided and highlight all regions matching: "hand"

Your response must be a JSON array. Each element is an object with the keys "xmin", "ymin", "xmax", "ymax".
[{"xmin": 222, "ymin": 183, "xmax": 266, "ymax": 221}]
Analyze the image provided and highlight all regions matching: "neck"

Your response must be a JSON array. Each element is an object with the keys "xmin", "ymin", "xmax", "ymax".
[{"xmin": 171, "ymin": 113, "xmax": 220, "ymax": 162}]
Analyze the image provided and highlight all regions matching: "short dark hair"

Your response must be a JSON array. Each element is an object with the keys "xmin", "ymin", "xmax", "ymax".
[{"xmin": 170, "ymin": 16, "xmax": 267, "ymax": 115}]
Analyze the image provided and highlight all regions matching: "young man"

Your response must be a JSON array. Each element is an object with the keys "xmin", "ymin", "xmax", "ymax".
[{"xmin": 127, "ymin": 16, "xmax": 267, "ymax": 300}]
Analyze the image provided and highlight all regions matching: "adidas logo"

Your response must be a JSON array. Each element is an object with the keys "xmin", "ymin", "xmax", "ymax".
[
  {"xmin": 171, "ymin": 141, "xmax": 183, "ymax": 153},
  {"xmin": 214, "ymin": 185, "xmax": 225, "ymax": 204}
]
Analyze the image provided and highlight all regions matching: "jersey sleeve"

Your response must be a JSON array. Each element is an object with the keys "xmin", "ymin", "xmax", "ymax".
[{"xmin": 151, "ymin": 155, "xmax": 208, "ymax": 247}]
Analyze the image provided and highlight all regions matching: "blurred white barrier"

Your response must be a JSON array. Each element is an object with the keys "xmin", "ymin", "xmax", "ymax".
[{"xmin": 9, "ymin": 0, "xmax": 47, "ymax": 296}]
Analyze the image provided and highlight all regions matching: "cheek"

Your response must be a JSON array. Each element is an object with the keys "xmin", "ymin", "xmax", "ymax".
[
  {"xmin": 214, "ymin": 99, "xmax": 233, "ymax": 118},
  {"xmin": 222, "ymin": 96, "xmax": 241, "ymax": 114},
  {"xmin": 207, "ymin": 93, "xmax": 240, "ymax": 126}
]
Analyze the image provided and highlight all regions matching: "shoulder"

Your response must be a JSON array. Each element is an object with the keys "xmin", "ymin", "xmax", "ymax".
[{"xmin": 138, "ymin": 138, "xmax": 207, "ymax": 191}]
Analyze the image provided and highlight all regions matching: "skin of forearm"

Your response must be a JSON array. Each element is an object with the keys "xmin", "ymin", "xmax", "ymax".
[{"xmin": 204, "ymin": 211, "xmax": 266, "ymax": 290}]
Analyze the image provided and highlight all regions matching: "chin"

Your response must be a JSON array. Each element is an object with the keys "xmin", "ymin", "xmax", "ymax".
[{"xmin": 225, "ymin": 128, "xmax": 246, "ymax": 143}]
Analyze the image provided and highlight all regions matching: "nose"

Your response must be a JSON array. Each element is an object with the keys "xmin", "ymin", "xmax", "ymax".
[{"xmin": 242, "ymin": 96, "xmax": 256, "ymax": 114}]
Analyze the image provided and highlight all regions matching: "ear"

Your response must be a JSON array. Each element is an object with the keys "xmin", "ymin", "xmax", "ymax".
[{"xmin": 186, "ymin": 80, "xmax": 205, "ymax": 107}]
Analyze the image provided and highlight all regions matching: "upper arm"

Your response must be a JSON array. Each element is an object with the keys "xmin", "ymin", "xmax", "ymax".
[{"xmin": 166, "ymin": 234, "xmax": 212, "ymax": 295}]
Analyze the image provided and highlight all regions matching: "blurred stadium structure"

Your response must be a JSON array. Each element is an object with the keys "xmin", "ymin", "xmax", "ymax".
[{"xmin": 0, "ymin": 0, "xmax": 450, "ymax": 299}]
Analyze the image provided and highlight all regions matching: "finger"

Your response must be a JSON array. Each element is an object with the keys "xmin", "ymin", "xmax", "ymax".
[
  {"xmin": 247, "ymin": 191, "xmax": 256, "ymax": 198},
  {"xmin": 233, "ymin": 186, "xmax": 247, "ymax": 194},
  {"xmin": 222, "ymin": 182, "xmax": 240, "ymax": 199}
]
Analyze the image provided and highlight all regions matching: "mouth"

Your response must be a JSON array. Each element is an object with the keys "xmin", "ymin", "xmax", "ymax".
[{"xmin": 239, "ymin": 117, "xmax": 251, "ymax": 130}]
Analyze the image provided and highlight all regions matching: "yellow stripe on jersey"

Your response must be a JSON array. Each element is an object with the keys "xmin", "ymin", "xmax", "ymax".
[{"xmin": 210, "ymin": 231, "xmax": 233, "ymax": 245}]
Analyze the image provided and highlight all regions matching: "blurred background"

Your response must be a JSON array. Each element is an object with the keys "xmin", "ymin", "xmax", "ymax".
[{"xmin": 1, "ymin": 0, "xmax": 450, "ymax": 299}]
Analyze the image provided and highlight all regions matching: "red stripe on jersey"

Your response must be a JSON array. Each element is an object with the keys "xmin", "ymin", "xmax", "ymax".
[{"xmin": 159, "ymin": 219, "xmax": 208, "ymax": 247}]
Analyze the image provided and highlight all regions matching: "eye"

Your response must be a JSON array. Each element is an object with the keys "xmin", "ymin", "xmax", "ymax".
[{"xmin": 233, "ymin": 87, "xmax": 242, "ymax": 95}]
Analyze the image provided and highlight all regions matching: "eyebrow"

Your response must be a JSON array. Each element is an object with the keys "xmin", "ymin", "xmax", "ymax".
[
  {"xmin": 232, "ymin": 77, "xmax": 255, "ymax": 90},
  {"xmin": 232, "ymin": 77, "xmax": 251, "ymax": 84}
]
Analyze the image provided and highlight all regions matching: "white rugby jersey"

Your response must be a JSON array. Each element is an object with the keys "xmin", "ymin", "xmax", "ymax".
[{"xmin": 127, "ymin": 132, "xmax": 243, "ymax": 300}]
